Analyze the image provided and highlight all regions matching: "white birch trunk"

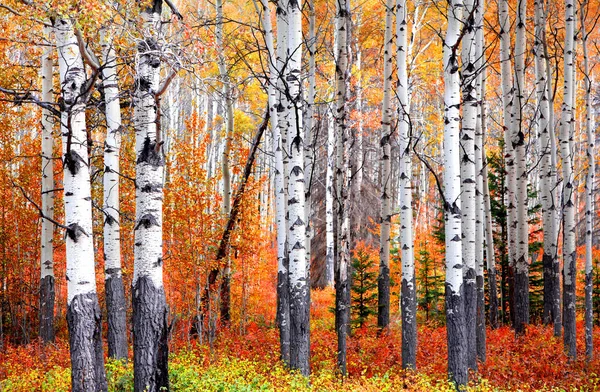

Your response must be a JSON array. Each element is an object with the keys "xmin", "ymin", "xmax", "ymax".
[
  {"xmin": 101, "ymin": 27, "xmax": 128, "ymax": 360},
  {"xmin": 132, "ymin": 5, "xmax": 169, "ymax": 390},
  {"xmin": 40, "ymin": 25, "xmax": 55, "ymax": 344},
  {"xmin": 326, "ymin": 107, "xmax": 335, "ymax": 287},
  {"xmin": 304, "ymin": 0, "xmax": 316, "ymax": 269},
  {"xmin": 377, "ymin": 0, "xmax": 394, "ymax": 331},
  {"xmin": 560, "ymin": 0, "xmax": 577, "ymax": 360},
  {"xmin": 443, "ymin": 0, "xmax": 467, "ymax": 385},
  {"xmin": 56, "ymin": 17, "xmax": 107, "ymax": 391},
  {"xmin": 397, "ymin": 0, "xmax": 416, "ymax": 369},
  {"xmin": 460, "ymin": 0, "xmax": 478, "ymax": 366},
  {"xmin": 286, "ymin": 0, "xmax": 309, "ymax": 375}
]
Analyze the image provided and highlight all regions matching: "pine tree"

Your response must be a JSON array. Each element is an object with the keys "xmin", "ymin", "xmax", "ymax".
[{"xmin": 351, "ymin": 249, "xmax": 378, "ymax": 328}]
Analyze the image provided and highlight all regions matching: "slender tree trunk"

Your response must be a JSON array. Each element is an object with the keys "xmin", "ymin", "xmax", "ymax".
[
  {"xmin": 326, "ymin": 108, "xmax": 335, "ymax": 287},
  {"xmin": 535, "ymin": 0, "xmax": 559, "ymax": 335},
  {"xmin": 513, "ymin": 0, "xmax": 529, "ymax": 336},
  {"xmin": 264, "ymin": 0, "xmax": 290, "ymax": 365},
  {"xmin": 101, "ymin": 27, "xmax": 128, "ymax": 361},
  {"xmin": 286, "ymin": 0, "xmax": 310, "ymax": 375},
  {"xmin": 499, "ymin": 0, "xmax": 516, "ymax": 327},
  {"xmin": 334, "ymin": 0, "xmax": 351, "ymax": 376},
  {"xmin": 481, "ymin": 71, "xmax": 498, "ymax": 330},
  {"xmin": 397, "ymin": 0, "xmax": 416, "ymax": 369},
  {"xmin": 443, "ymin": 0, "xmax": 467, "ymax": 386},
  {"xmin": 460, "ymin": 0, "xmax": 478, "ymax": 367},
  {"xmin": 56, "ymin": 17, "xmax": 107, "ymax": 392},
  {"xmin": 377, "ymin": 0, "xmax": 394, "ymax": 332},
  {"xmin": 217, "ymin": 0, "xmax": 234, "ymax": 325},
  {"xmin": 132, "ymin": 4, "xmax": 169, "ymax": 390},
  {"xmin": 40, "ymin": 25, "xmax": 55, "ymax": 344},
  {"xmin": 560, "ymin": 0, "xmax": 577, "ymax": 361},
  {"xmin": 474, "ymin": 0, "xmax": 486, "ymax": 361},
  {"xmin": 581, "ymin": 1, "xmax": 593, "ymax": 361}
]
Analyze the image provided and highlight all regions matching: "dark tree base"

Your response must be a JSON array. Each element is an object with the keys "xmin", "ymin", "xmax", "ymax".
[
  {"xmin": 106, "ymin": 274, "xmax": 128, "ymax": 360},
  {"xmin": 401, "ymin": 277, "xmax": 417, "ymax": 369},
  {"xmin": 377, "ymin": 264, "xmax": 390, "ymax": 329},
  {"xmin": 335, "ymin": 277, "xmax": 349, "ymax": 376},
  {"xmin": 67, "ymin": 293, "xmax": 107, "ymax": 392},
  {"xmin": 40, "ymin": 275, "xmax": 55, "ymax": 343},
  {"xmin": 487, "ymin": 268, "xmax": 498, "ymax": 330},
  {"xmin": 514, "ymin": 269, "xmax": 529, "ymax": 336},
  {"xmin": 464, "ymin": 268, "xmax": 477, "ymax": 371},
  {"xmin": 563, "ymin": 281, "xmax": 577, "ymax": 360},
  {"xmin": 290, "ymin": 281, "xmax": 311, "ymax": 377},
  {"xmin": 585, "ymin": 271, "xmax": 593, "ymax": 360},
  {"xmin": 446, "ymin": 283, "xmax": 467, "ymax": 388},
  {"xmin": 133, "ymin": 276, "xmax": 169, "ymax": 392},
  {"xmin": 542, "ymin": 252, "xmax": 554, "ymax": 325},
  {"xmin": 277, "ymin": 270, "xmax": 291, "ymax": 365},
  {"xmin": 476, "ymin": 274, "xmax": 486, "ymax": 362}
]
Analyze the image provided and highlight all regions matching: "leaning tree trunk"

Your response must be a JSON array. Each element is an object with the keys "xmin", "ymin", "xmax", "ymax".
[
  {"xmin": 499, "ymin": 0, "xmax": 516, "ymax": 326},
  {"xmin": 132, "ymin": 4, "xmax": 170, "ymax": 391},
  {"xmin": 39, "ymin": 24, "xmax": 55, "ymax": 344},
  {"xmin": 101, "ymin": 27, "xmax": 128, "ymax": 361},
  {"xmin": 535, "ymin": 0, "xmax": 559, "ymax": 334},
  {"xmin": 334, "ymin": 0, "xmax": 351, "ymax": 376},
  {"xmin": 513, "ymin": 0, "xmax": 529, "ymax": 336},
  {"xmin": 397, "ymin": 0, "xmax": 416, "ymax": 369},
  {"xmin": 216, "ymin": 0, "xmax": 234, "ymax": 325},
  {"xmin": 474, "ymin": 0, "xmax": 486, "ymax": 361},
  {"xmin": 377, "ymin": 0, "xmax": 394, "ymax": 332},
  {"xmin": 560, "ymin": 0, "xmax": 577, "ymax": 361},
  {"xmin": 56, "ymin": 17, "xmax": 107, "ymax": 392},
  {"xmin": 443, "ymin": 0, "xmax": 467, "ymax": 386},
  {"xmin": 460, "ymin": 0, "xmax": 478, "ymax": 368},
  {"xmin": 581, "ymin": 0, "xmax": 593, "ymax": 361},
  {"xmin": 286, "ymin": 0, "xmax": 310, "ymax": 376}
]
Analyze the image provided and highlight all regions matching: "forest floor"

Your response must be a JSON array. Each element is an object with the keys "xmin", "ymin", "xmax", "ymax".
[{"xmin": 0, "ymin": 288, "xmax": 599, "ymax": 391}]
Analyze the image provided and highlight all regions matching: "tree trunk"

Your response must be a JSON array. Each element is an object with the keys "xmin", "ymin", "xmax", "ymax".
[
  {"xmin": 460, "ymin": 0, "xmax": 478, "ymax": 368},
  {"xmin": 581, "ymin": 1, "xmax": 593, "ymax": 361},
  {"xmin": 275, "ymin": 0, "xmax": 291, "ymax": 365},
  {"xmin": 56, "ymin": 17, "xmax": 107, "ymax": 392},
  {"xmin": 443, "ymin": 0, "xmax": 467, "ymax": 386},
  {"xmin": 326, "ymin": 108, "xmax": 335, "ymax": 286},
  {"xmin": 397, "ymin": 0, "xmax": 416, "ymax": 369},
  {"xmin": 513, "ymin": 0, "xmax": 529, "ymax": 336},
  {"xmin": 377, "ymin": 0, "xmax": 394, "ymax": 332},
  {"xmin": 40, "ymin": 25, "xmax": 55, "ymax": 344},
  {"xmin": 101, "ymin": 27, "xmax": 128, "ymax": 361},
  {"xmin": 474, "ymin": 0, "xmax": 486, "ymax": 361},
  {"xmin": 334, "ymin": 0, "xmax": 351, "ymax": 376},
  {"xmin": 286, "ymin": 0, "xmax": 310, "ymax": 376},
  {"xmin": 560, "ymin": 0, "xmax": 577, "ymax": 361},
  {"xmin": 132, "ymin": 4, "xmax": 169, "ymax": 391},
  {"xmin": 498, "ymin": 0, "xmax": 517, "ymax": 328}
]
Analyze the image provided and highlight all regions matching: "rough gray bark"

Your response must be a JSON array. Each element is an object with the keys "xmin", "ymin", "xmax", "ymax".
[
  {"xmin": 106, "ymin": 273, "xmax": 128, "ymax": 359},
  {"xmin": 132, "ymin": 276, "xmax": 169, "ymax": 392},
  {"xmin": 446, "ymin": 286, "xmax": 468, "ymax": 386},
  {"xmin": 401, "ymin": 277, "xmax": 417, "ymax": 368},
  {"xmin": 39, "ymin": 275, "xmax": 55, "ymax": 342},
  {"xmin": 67, "ymin": 293, "xmax": 108, "ymax": 392}
]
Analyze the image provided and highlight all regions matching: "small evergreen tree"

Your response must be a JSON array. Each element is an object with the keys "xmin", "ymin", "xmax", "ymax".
[
  {"xmin": 416, "ymin": 243, "xmax": 444, "ymax": 322},
  {"xmin": 351, "ymin": 248, "xmax": 378, "ymax": 328}
]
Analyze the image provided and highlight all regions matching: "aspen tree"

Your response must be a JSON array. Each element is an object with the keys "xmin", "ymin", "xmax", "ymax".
[
  {"xmin": 132, "ymin": 1, "xmax": 170, "ymax": 389},
  {"xmin": 304, "ymin": 0, "xmax": 316, "ymax": 269},
  {"xmin": 275, "ymin": 0, "xmax": 291, "ymax": 364},
  {"xmin": 460, "ymin": 0, "xmax": 478, "ymax": 366},
  {"xmin": 56, "ymin": 16, "xmax": 107, "ymax": 392},
  {"xmin": 286, "ymin": 0, "xmax": 310, "ymax": 375},
  {"xmin": 397, "ymin": 0, "xmax": 416, "ymax": 369},
  {"xmin": 377, "ymin": 0, "xmax": 394, "ymax": 331},
  {"xmin": 335, "ymin": 0, "xmax": 351, "ymax": 375},
  {"xmin": 443, "ymin": 0, "xmax": 467, "ymax": 385},
  {"xmin": 581, "ymin": 0, "xmax": 594, "ymax": 360},
  {"xmin": 326, "ymin": 107, "xmax": 335, "ymax": 287},
  {"xmin": 101, "ymin": 26, "xmax": 127, "ymax": 360},
  {"xmin": 513, "ymin": 0, "xmax": 529, "ymax": 336},
  {"xmin": 40, "ymin": 25, "xmax": 55, "ymax": 344},
  {"xmin": 560, "ymin": 0, "xmax": 577, "ymax": 360}
]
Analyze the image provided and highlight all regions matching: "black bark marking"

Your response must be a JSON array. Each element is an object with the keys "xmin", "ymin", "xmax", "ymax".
[
  {"xmin": 64, "ymin": 149, "xmax": 86, "ymax": 176},
  {"xmin": 135, "ymin": 214, "xmax": 160, "ymax": 230},
  {"xmin": 66, "ymin": 223, "xmax": 88, "ymax": 242},
  {"xmin": 137, "ymin": 137, "xmax": 164, "ymax": 167}
]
